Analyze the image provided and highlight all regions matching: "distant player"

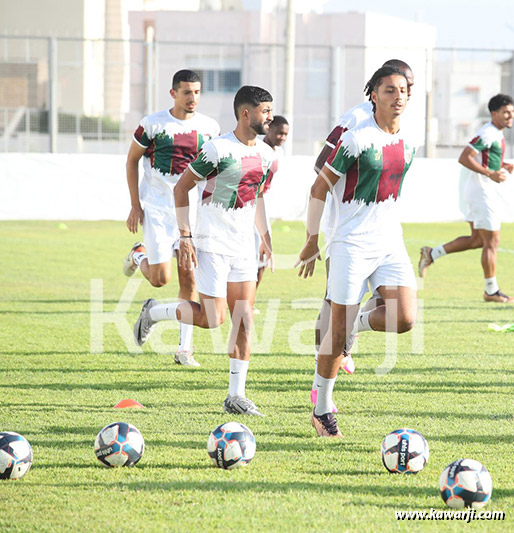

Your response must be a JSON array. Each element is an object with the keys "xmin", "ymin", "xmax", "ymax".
[
  {"xmin": 297, "ymin": 66, "xmax": 418, "ymax": 437},
  {"xmin": 133, "ymin": 86, "xmax": 275, "ymax": 416},
  {"xmin": 418, "ymin": 94, "xmax": 514, "ymax": 303},
  {"xmin": 123, "ymin": 69, "xmax": 220, "ymax": 366},
  {"xmin": 310, "ymin": 60, "xmax": 414, "ymax": 402},
  {"xmin": 255, "ymin": 115, "xmax": 290, "ymax": 290}
]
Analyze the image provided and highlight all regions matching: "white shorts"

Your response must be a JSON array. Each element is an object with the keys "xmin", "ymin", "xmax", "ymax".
[
  {"xmin": 142, "ymin": 206, "xmax": 180, "ymax": 265},
  {"xmin": 464, "ymin": 175, "xmax": 501, "ymax": 232},
  {"xmin": 195, "ymin": 250, "xmax": 258, "ymax": 298},
  {"xmin": 326, "ymin": 242, "xmax": 417, "ymax": 306}
]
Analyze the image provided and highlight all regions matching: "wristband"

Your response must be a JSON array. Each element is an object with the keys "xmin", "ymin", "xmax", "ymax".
[{"xmin": 180, "ymin": 235, "xmax": 193, "ymax": 239}]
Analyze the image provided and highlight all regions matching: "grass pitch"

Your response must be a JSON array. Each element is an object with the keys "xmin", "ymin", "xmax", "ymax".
[{"xmin": 1, "ymin": 220, "xmax": 514, "ymax": 532}]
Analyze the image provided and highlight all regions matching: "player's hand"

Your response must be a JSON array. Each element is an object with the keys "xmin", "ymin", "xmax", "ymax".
[
  {"xmin": 502, "ymin": 162, "xmax": 514, "ymax": 174},
  {"xmin": 126, "ymin": 205, "xmax": 144, "ymax": 233},
  {"xmin": 489, "ymin": 170, "xmax": 507, "ymax": 183},
  {"xmin": 178, "ymin": 238, "xmax": 197, "ymax": 270},
  {"xmin": 295, "ymin": 239, "xmax": 321, "ymax": 278},
  {"xmin": 259, "ymin": 242, "xmax": 274, "ymax": 273}
]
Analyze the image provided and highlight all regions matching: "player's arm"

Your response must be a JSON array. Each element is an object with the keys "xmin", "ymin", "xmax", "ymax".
[
  {"xmin": 126, "ymin": 141, "xmax": 147, "ymax": 233},
  {"xmin": 174, "ymin": 167, "xmax": 199, "ymax": 270},
  {"xmin": 314, "ymin": 145, "xmax": 334, "ymax": 174},
  {"xmin": 314, "ymin": 125, "xmax": 343, "ymax": 173},
  {"xmin": 295, "ymin": 165, "xmax": 339, "ymax": 278},
  {"xmin": 458, "ymin": 146, "xmax": 506, "ymax": 183},
  {"xmin": 502, "ymin": 160, "xmax": 514, "ymax": 173},
  {"xmin": 255, "ymin": 191, "xmax": 274, "ymax": 273}
]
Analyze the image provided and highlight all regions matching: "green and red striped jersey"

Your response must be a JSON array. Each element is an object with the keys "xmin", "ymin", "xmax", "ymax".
[
  {"xmin": 188, "ymin": 132, "xmax": 275, "ymax": 258},
  {"xmin": 468, "ymin": 122, "xmax": 505, "ymax": 171},
  {"xmin": 133, "ymin": 109, "xmax": 220, "ymax": 210},
  {"xmin": 324, "ymin": 116, "xmax": 416, "ymax": 251}
]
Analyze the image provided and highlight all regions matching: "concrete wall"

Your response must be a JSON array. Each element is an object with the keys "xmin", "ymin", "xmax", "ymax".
[{"xmin": 2, "ymin": 153, "xmax": 513, "ymax": 223}]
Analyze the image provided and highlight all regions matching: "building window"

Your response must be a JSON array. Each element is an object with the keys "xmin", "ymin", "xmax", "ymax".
[{"xmin": 197, "ymin": 69, "xmax": 241, "ymax": 93}]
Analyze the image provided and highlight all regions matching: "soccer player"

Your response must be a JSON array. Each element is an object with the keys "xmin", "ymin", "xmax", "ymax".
[
  {"xmin": 133, "ymin": 86, "xmax": 275, "ymax": 416},
  {"xmin": 418, "ymin": 94, "xmax": 514, "ymax": 303},
  {"xmin": 311, "ymin": 60, "xmax": 414, "ymax": 399},
  {"xmin": 123, "ymin": 69, "xmax": 220, "ymax": 367},
  {"xmin": 255, "ymin": 115, "xmax": 290, "ymax": 290},
  {"xmin": 297, "ymin": 66, "xmax": 418, "ymax": 437}
]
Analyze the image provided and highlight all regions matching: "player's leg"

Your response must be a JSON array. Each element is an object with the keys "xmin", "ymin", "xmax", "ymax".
[
  {"xmin": 311, "ymin": 245, "xmax": 368, "ymax": 437},
  {"xmin": 123, "ymin": 206, "xmax": 173, "ymax": 287},
  {"xmin": 313, "ymin": 301, "xmax": 359, "ymax": 437},
  {"xmin": 133, "ymin": 250, "xmax": 229, "ymax": 346},
  {"xmin": 479, "ymin": 229, "xmax": 512, "ymax": 302},
  {"xmin": 418, "ymin": 222, "xmax": 482, "ymax": 278},
  {"xmin": 174, "ymin": 244, "xmax": 199, "ymax": 366},
  {"xmin": 222, "ymin": 255, "xmax": 264, "ymax": 416}
]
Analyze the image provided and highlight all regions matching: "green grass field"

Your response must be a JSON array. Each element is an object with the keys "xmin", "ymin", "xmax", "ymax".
[{"xmin": 1, "ymin": 220, "xmax": 514, "ymax": 532}]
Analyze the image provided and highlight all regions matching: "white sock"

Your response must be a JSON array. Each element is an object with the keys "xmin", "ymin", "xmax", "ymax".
[
  {"xmin": 228, "ymin": 358, "xmax": 249, "ymax": 398},
  {"xmin": 314, "ymin": 374, "xmax": 336, "ymax": 416},
  {"xmin": 312, "ymin": 350, "xmax": 318, "ymax": 389},
  {"xmin": 356, "ymin": 310, "xmax": 373, "ymax": 332},
  {"xmin": 178, "ymin": 323, "xmax": 193, "ymax": 352},
  {"xmin": 485, "ymin": 276, "xmax": 499, "ymax": 295},
  {"xmin": 149, "ymin": 302, "xmax": 179, "ymax": 322},
  {"xmin": 431, "ymin": 245, "xmax": 447, "ymax": 261},
  {"xmin": 133, "ymin": 251, "xmax": 147, "ymax": 266}
]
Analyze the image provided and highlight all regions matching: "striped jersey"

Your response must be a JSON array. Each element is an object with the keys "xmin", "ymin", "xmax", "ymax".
[
  {"xmin": 133, "ymin": 109, "xmax": 220, "ymax": 210},
  {"xmin": 189, "ymin": 131, "xmax": 275, "ymax": 257},
  {"xmin": 324, "ymin": 101, "xmax": 373, "ymax": 149},
  {"xmin": 468, "ymin": 122, "xmax": 505, "ymax": 171},
  {"xmin": 325, "ymin": 115, "xmax": 416, "ymax": 252}
]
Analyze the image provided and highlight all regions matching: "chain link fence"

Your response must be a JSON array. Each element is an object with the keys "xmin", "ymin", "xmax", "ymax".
[{"xmin": 1, "ymin": 35, "xmax": 513, "ymax": 157}]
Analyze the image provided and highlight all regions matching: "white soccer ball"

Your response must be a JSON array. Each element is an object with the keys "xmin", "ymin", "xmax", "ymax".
[
  {"xmin": 381, "ymin": 428, "xmax": 429, "ymax": 474},
  {"xmin": 207, "ymin": 422, "xmax": 256, "ymax": 470},
  {"xmin": 0, "ymin": 431, "xmax": 33, "ymax": 480},
  {"xmin": 94, "ymin": 422, "xmax": 145, "ymax": 467},
  {"xmin": 439, "ymin": 459, "xmax": 492, "ymax": 509}
]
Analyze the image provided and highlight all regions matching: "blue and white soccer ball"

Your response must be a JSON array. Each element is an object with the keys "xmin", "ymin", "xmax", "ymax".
[
  {"xmin": 381, "ymin": 428, "xmax": 429, "ymax": 474},
  {"xmin": 94, "ymin": 422, "xmax": 145, "ymax": 467},
  {"xmin": 439, "ymin": 459, "xmax": 492, "ymax": 509},
  {"xmin": 207, "ymin": 422, "xmax": 256, "ymax": 470},
  {"xmin": 0, "ymin": 431, "xmax": 33, "ymax": 480}
]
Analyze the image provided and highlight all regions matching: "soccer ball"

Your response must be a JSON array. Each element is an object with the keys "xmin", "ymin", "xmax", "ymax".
[
  {"xmin": 439, "ymin": 459, "xmax": 492, "ymax": 509},
  {"xmin": 0, "ymin": 431, "xmax": 33, "ymax": 480},
  {"xmin": 94, "ymin": 422, "xmax": 145, "ymax": 467},
  {"xmin": 207, "ymin": 422, "xmax": 256, "ymax": 470},
  {"xmin": 381, "ymin": 428, "xmax": 429, "ymax": 474}
]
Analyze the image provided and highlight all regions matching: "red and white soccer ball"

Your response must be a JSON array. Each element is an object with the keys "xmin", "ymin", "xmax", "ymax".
[
  {"xmin": 439, "ymin": 459, "xmax": 492, "ymax": 509},
  {"xmin": 381, "ymin": 428, "xmax": 429, "ymax": 474}
]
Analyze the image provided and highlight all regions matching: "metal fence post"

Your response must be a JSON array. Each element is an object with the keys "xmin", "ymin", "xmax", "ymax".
[{"xmin": 48, "ymin": 37, "xmax": 58, "ymax": 153}]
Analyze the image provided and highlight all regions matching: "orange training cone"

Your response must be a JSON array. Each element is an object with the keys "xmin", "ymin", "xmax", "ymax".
[{"xmin": 113, "ymin": 399, "xmax": 145, "ymax": 409}]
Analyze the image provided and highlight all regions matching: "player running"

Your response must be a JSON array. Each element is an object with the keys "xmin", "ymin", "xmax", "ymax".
[
  {"xmin": 123, "ymin": 69, "xmax": 220, "ymax": 367},
  {"xmin": 418, "ymin": 94, "xmax": 514, "ymax": 303},
  {"xmin": 133, "ymin": 86, "xmax": 275, "ymax": 416},
  {"xmin": 310, "ymin": 60, "xmax": 414, "ymax": 403},
  {"xmin": 297, "ymin": 66, "xmax": 418, "ymax": 437}
]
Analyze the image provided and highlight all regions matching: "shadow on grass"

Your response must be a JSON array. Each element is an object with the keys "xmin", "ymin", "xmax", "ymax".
[{"xmin": 24, "ymin": 479, "xmax": 437, "ymax": 506}]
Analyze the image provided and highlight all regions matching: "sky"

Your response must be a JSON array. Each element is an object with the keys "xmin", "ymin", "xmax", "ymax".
[{"xmin": 319, "ymin": 0, "xmax": 514, "ymax": 49}]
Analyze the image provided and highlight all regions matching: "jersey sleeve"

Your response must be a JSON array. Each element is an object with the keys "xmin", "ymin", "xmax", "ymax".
[
  {"xmin": 188, "ymin": 140, "xmax": 219, "ymax": 179},
  {"xmin": 324, "ymin": 131, "xmax": 359, "ymax": 177},
  {"xmin": 468, "ymin": 134, "xmax": 488, "ymax": 153},
  {"xmin": 133, "ymin": 116, "xmax": 153, "ymax": 148},
  {"xmin": 325, "ymin": 125, "xmax": 344, "ymax": 149}
]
